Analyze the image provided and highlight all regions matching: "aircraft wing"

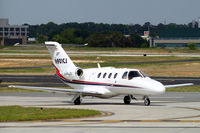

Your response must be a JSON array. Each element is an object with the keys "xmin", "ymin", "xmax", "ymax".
[
  {"xmin": 8, "ymin": 85, "xmax": 103, "ymax": 96},
  {"xmin": 164, "ymin": 83, "xmax": 194, "ymax": 89}
]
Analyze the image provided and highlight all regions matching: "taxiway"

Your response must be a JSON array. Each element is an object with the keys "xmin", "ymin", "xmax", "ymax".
[{"xmin": 0, "ymin": 92, "xmax": 200, "ymax": 133}]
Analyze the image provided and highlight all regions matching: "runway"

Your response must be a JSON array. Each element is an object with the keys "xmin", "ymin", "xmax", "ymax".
[{"xmin": 1, "ymin": 92, "xmax": 200, "ymax": 133}]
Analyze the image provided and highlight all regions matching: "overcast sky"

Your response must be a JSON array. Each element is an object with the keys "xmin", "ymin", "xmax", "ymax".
[{"xmin": 0, "ymin": 0, "xmax": 200, "ymax": 25}]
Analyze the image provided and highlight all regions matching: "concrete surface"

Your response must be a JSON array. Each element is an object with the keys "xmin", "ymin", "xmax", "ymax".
[{"xmin": 0, "ymin": 92, "xmax": 200, "ymax": 133}]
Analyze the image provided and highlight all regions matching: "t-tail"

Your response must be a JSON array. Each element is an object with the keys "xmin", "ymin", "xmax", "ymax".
[{"xmin": 45, "ymin": 41, "xmax": 83, "ymax": 79}]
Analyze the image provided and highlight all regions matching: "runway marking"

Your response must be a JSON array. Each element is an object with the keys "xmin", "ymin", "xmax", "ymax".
[
  {"xmin": 162, "ymin": 106, "xmax": 200, "ymax": 120},
  {"xmin": 36, "ymin": 119, "xmax": 200, "ymax": 123},
  {"xmin": 151, "ymin": 97, "xmax": 185, "ymax": 99},
  {"xmin": 37, "ymin": 107, "xmax": 200, "ymax": 123},
  {"xmin": 100, "ymin": 111, "xmax": 114, "ymax": 117}
]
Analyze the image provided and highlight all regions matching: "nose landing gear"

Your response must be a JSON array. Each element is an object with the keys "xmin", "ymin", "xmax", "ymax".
[
  {"xmin": 143, "ymin": 96, "xmax": 150, "ymax": 106},
  {"xmin": 123, "ymin": 95, "xmax": 151, "ymax": 106}
]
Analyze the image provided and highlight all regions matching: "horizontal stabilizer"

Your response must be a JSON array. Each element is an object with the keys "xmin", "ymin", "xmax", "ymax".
[{"xmin": 45, "ymin": 41, "xmax": 60, "ymax": 46}]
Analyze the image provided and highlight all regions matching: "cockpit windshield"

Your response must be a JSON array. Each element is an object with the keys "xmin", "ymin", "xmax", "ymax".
[
  {"xmin": 128, "ymin": 71, "xmax": 142, "ymax": 80},
  {"xmin": 139, "ymin": 71, "xmax": 148, "ymax": 77}
]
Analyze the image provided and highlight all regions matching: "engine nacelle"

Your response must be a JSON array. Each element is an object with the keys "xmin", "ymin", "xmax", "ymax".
[{"xmin": 75, "ymin": 68, "xmax": 83, "ymax": 77}]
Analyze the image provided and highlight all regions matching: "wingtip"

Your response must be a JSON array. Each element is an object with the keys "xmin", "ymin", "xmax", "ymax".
[{"xmin": 8, "ymin": 85, "xmax": 15, "ymax": 88}]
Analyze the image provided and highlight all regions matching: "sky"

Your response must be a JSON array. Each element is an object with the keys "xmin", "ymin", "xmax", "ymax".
[{"xmin": 0, "ymin": 0, "xmax": 200, "ymax": 25}]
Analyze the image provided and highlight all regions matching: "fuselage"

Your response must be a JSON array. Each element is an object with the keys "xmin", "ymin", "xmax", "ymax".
[{"xmin": 56, "ymin": 67, "xmax": 166, "ymax": 98}]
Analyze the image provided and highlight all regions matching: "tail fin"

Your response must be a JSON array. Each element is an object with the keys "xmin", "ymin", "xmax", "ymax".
[{"xmin": 45, "ymin": 41, "xmax": 77, "ymax": 76}]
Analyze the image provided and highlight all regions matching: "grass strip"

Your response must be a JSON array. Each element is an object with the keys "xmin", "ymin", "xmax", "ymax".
[
  {"xmin": 166, "ymin": 85, "xmax": 200, "ymax": 92},
  {"xmin": 0, "ymin": 105, "xmax": 100, "ymax": 122},
  {"xmin": 0, "ymin": 87, "xmax": 43, "ymax": 92}
]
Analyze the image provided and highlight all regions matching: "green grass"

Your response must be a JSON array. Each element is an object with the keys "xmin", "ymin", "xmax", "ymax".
[
  {"xmin": 2, "ymin": 46, "xmax": 47, "ymax": 51},
  {"xmin": 0, "ymin": 47, "xmax": 200, "ymax": 77},
  {"xmin": 1, "ymin": 45, "xmax": 200, "ymax": 53},
  {"xmin": 0, "ymin": 106, "xmax": 100, "ymax": 122},
  {"xmin": 0, "ymin": 68, "xmax": 44, "ymax": 73},
  {"xmin": 0, "ymin": 67, "xmax": 55, "ymax": 74},
  {"xmin": 72, "ymin": 56, "xmax": 200, "ymax": 63},
  {"xmin": 0, "ymin": 50, "xmax": 47, "ymax": 54},
  {"xmin": 2, "ymin": 54, "xmax": 199, "ymax": 61},
  {"xmin": 0, "ymin": 54, "xmax": 50, "ymax": 59},
  {"xmin": 166, "ymin": 85, "xmax": 200, "ymax": 92},
  {"xmin": 64, "ymin": 46, "xmax": 200, "ymax": 53},
  {"xmin": 0, "ymin": 87, "xmax": 43, "ymax": 92}
]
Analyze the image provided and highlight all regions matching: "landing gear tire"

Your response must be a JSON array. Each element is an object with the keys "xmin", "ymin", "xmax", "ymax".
[
  {"xmin": 144, "ymin": 97, "xmax": 150, "ymax": 106},
  {"xmin": 124, "ymin": 96, "xmax": 131, "ymax": 104},
  {"xmin": 74, "ymin": 96, "xmax": 81, "ymax": 105}
]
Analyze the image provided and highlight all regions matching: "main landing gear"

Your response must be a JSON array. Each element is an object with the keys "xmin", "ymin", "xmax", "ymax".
[
  {"xmin": 124, "ymin": 95, "xmax": 131, "ymax": 104},
  {"xmin": 123, "ymin": 95, "xmax": 151, "ymax": 106},
  {"xmin": 72, "ymin": 95, "xmax": 82, "ymax": 105}
]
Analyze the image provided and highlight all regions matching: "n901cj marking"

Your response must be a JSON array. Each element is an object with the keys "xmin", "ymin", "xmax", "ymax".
[{"xmin": 55, "ymin": 58, "xmax": 67, "ymax": 64}]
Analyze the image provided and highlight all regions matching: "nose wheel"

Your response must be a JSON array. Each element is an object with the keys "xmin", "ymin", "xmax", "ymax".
[{"xmin": 144, "ymin": 96, "xmax": 150, "ymax": 106}]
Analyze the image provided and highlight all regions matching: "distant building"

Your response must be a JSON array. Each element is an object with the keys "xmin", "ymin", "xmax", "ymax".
[
  {"xmin": 152, "ymin": 27, "xmax": 200, "ymax": 47},
  {"xmin": 0, "ymin": 18, "xmax": 28, "ymax": 46},
  {"xmin": 28, "ymin": 37, "xmax": 36, "ymax": 42},
  {"xmin": 152, "ymin": 38, "xmax": 200, "ymax": 47}
]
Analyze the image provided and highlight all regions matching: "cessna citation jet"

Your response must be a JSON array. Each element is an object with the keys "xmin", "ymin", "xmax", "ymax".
[{"xmin": 9, "ymin": 42, "xmax": 193, "ymax": 106}]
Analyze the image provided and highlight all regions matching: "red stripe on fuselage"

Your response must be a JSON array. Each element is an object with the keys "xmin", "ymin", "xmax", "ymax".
[{"xmin": 53, "ymin": 65, "xmax": 140, "ymax": 88}]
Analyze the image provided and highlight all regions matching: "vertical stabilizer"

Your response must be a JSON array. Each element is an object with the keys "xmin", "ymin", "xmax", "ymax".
[{"xmin": 45, "ymin": 41, "xmax": 77, "ymax": 76}]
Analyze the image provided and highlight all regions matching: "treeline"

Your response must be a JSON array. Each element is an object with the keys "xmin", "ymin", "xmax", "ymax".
[
  {"xmin": 26, "ymin": 21, "xmax": 200, "ymax": 47},
  {"xmin": 51, "ymin": 28, "xmax": 147, "ymax": 47},
  {"xmin": 28, "ymin": 22, "xmax": 152, "ymax": 39}
]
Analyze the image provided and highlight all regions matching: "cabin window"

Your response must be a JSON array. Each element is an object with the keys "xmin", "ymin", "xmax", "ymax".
[
  {"xmin": 114, "ymin": 73, "xmax": 118, "ymax": 79},
  {"xmin": 103, "ymin": 73, "xmax": 107, "ymax": 78},
  {"xmin": 122, "ymin": 71, "xmax": 128, "ymax": 79},
  {"xmin": 128, "ymin": 71, "xmax": 142, "ymax": 80},
  {"xmin": 97, "ymin": 73, "xmax": 101, "ymax": 78},
  {"xmin": 108, "ymin": 73, "xmax": 112, "ymax": 78}
]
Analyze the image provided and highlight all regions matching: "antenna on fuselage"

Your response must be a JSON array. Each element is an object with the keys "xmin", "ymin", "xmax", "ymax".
[{"xmin": 97, "ymin": 63, "xmax": 101, "ymax": 68}]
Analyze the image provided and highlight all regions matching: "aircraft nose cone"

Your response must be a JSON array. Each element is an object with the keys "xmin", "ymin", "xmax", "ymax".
[
  {"xmin": 158, "ymin": 85, "xmax": 166, "ymax": 94},
  {"xmin": 154, "ymin": 82, "xmax": 166, "ymax": 94}
]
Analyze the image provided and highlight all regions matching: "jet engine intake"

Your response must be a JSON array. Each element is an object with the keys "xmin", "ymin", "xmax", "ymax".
[{"xmin": 76, "ymin": 68, "xmax": 83, "ymax": 77}]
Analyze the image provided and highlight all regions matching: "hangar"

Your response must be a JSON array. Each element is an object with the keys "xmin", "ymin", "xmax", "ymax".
[
  {"xmin": 152, "ymin": 38, "xmax": 200, "ymax": 47},
  {"xmin": 151, "ymin": 27, "xmax": 200, "ymax": 47}
]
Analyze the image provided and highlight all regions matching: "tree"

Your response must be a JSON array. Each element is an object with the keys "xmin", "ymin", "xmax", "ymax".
[
  {"xmin": 53, "ymin": 28, "xmax": 87, "ymax": 44},
  {"xmin": 188, "ymin": 42, "xmax": 196, "ymax": 50},
  {"xmin": 141, "ymin": 43, "xmax": 148, "ymax": 48},
  {"xmin": 86, "ymin": 32, "xmax": 147, "ymax": 47},
  {"xmin": 130, "ymin": 34, "xmax": 147, "ymax": 48},
  {"xmin": 38, "ymin": 35, "xmax": 48, "ymax": 43}
]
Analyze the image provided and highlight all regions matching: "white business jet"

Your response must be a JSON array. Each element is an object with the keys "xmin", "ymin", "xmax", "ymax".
[{"xmin": 9, "ymin": 42, "xmax": 193, "ymax": 106}]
